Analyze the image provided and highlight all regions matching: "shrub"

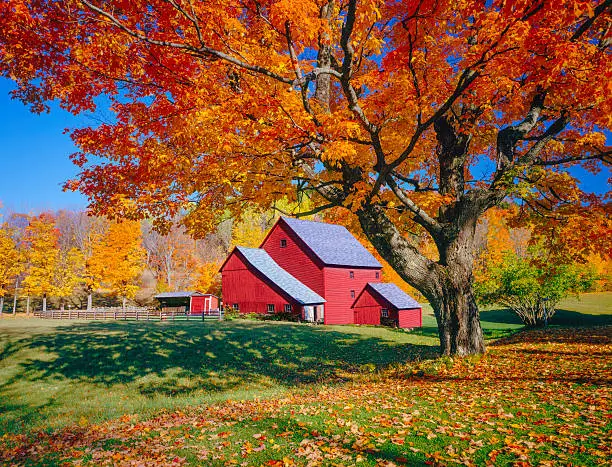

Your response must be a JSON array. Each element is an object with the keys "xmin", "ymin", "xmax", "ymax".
[{"xmin": 476, "ymin": 253, "xmax": 596, "ymax": 326}]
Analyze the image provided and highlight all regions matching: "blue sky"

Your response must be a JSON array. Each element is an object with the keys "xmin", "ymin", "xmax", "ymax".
[
  {"xmin": 0, "ymin": 79, "xmax": 88, "ymax": 213},
  {"xmin": 0, "ymin": 78, "xmax": 609, "ymax": 215}
]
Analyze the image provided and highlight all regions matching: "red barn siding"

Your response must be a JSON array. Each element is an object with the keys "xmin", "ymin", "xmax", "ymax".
[
  {"xmin": 261, "ymin": 221, "xmax": 325, "ymax": 296},
  {"xmin": 352, "ymin": 287, "xmax": 382, "ymax": 325},
  {"xmin": 323, "ymin": 267, "xmax": 380, "ymax": 325},
  {"xmin": 191, "ymin": 296, "xmax": 205, "ymax": 314},
  {"xmin": 221, "ymin": 252, "xmax": 293, "ymax": 315},
  {"xmin": 398, "ymin": 308, "xmax": 422, "ymax": 328}
]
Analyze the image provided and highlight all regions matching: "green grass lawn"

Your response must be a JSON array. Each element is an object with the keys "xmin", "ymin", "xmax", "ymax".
[
  {"xmin": 0, "ymin": 318, "xmax": 441, "ymax": 436},
  {"xmin": 0, "ymin": 292, "xmax": 610, "ymax": 465}
]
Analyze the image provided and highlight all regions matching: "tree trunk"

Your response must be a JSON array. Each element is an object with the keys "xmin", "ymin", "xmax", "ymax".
[
  {"xmin": 12, "ymin": 286, "xmax": 18, "ymax": 316},
  {"xmin": 357, "ymin": 204, "xmax": 486, "ymax": 356},
  {"xmin": 429, "ymin": 282, "xmax": 485, "ymax": 356},
  {"xmin": 26, "ymin": 296, "xmax": 30, "ymax": 315},
  {"xmin": 0, "ymin": 296, "xmax": 4, "ymax": 317},
  {"xmin": 122, "ymin": 296, "xmax": 126, "ymax": 310},
  {"xmin": 42, "ymin": 293, "xmax": 47, "ymax": 312},
  {"xmin": 87, "ymin": 293, "xmax": 93, "ymax": 311},
  {"xmin": 60, "ymin": 299, "xmax": 65, "ymax": 312}
]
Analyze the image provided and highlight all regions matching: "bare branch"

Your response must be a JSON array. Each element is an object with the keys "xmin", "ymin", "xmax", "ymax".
[
  {"xmin": 534, "ymin": 150, "xmax": 612, "ymax": 166},
  {"xmin": 386, "ymin": 175, "xmax": 443, "ymax": 234},
  {"xmin": 272, "ymin": 201, "xmax": 336, "ymax": 218},
  {"xmin": 516, "ymin": 112, "xmax": 571, "ymax": 165}
]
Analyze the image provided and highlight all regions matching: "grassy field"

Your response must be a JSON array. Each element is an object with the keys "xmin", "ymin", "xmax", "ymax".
[{"xmin": 0, "ymin": 293, "xmax": 610, "ymax": 465}]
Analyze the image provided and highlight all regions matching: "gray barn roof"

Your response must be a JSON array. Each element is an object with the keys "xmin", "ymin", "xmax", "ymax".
[
  {"xmin": 237, "ymin": 247, "xmax": 326, "ymax": 305},
  {"xmin": 155, "ymin": 291, "xmax": 204, "ymax": 299},
  {"xmin": 281, "ymin": 217, "xmax": 382, "ymax": 268},
  {"xmin": 368, "ymin": 282, "xmax": 421, "ymax": 309}
]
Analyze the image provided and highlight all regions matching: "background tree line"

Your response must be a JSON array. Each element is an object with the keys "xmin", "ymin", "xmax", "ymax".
[
  {"xmin": 0, "ymin": 209, "xmax": 264, "ymax": 314},
  {"xmin": 0, "ymin": 205, "xmax": 609, "ymax": 317}
]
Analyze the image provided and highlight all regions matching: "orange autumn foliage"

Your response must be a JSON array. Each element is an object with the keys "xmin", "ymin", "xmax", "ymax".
[
  {"xmin": 1, "ymin": 0, "xmax": 607, "ymax": 236},
  {"xmin": 88, "ymin": 221, "xmax": 146, "ymax": 301}
]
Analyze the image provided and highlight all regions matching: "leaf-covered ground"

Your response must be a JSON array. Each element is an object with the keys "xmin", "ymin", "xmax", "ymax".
[{"xmin": 2, "ymin": 326, "xmax": 610, "ymax": 466}]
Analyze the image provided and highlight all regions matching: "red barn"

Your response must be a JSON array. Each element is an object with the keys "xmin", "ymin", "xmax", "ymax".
[
  {"xmin": 220, "ymin": 246, "xmax": 326, "ymax": 319},
  {"xmin": 221, "ymin": 217, "xmax": 422, "ymax": 328},
  {"xmin": 260, "ymin": 217, "xmax": 382, "ymax": 324},
  {"xmin": 353, "ymin": 283, "xmax": 422, "ymax": 328}
]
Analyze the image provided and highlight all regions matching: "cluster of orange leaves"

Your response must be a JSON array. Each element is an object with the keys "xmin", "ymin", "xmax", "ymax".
[{"xmin": 2, "ymin": 327, "xmax": 610, "ymax": 466}]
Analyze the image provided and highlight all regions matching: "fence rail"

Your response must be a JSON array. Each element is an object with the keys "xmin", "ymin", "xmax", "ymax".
[{"xmin": 34, "ymin": 308, "xmax": 224, "ymax": 321}]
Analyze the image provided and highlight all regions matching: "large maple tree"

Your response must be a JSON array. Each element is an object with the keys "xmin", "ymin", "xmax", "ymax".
[{"xmin": 1, "ymin": 0, "xmax": 610, "ymax": 354}]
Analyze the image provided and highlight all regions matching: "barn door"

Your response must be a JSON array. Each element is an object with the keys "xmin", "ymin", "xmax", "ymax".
[
  {"xmin": 204, "ymin": 296, "xmax": 212, "ymax": 313},
  {"xmin": 314, "ymin": 305, "xmax": 324, "ymax": 323},
  {"xmin": 303, "ymin": 306, "xmax": 314, "ymax": 322}
]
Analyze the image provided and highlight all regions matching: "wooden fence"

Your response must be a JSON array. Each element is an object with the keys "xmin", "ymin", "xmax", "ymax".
[{"xmin": 34, "ymin": 307, "xmax": 224, "ymax": 321}]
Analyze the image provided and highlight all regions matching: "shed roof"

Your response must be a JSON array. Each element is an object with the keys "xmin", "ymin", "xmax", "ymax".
[
  {"xmin": 280, "ymin": 217, "xmax": 382, "ymax": 268},
  {"xmin": 236, "ymin": 247, "xmax": 326, "ymax": 305},
  {"xmin": 155, "ymin": 291, "xmax": 204, "ymax": 299},
  {"xmin": 367, "ymin": 282, "xmax": 421, "ymax": 310}
]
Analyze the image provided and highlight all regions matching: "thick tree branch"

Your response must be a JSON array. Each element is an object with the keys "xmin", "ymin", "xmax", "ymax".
[
  {"xmin": 357, "ymin": 203, "xmax": 441, "ymax": 298},
  {"xmin": 338, "ymin": 0, "xmax": 377, "ymax": 134},
  {"xmin": 496, "ymin": 90, "xmax": 546, "ymax": 171}
]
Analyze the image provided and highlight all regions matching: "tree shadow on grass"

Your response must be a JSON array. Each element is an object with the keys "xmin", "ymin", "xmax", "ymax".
[
  {"xmin": 476, "ymin": 308, "xmax": 612, "ymax": 328},
  {"xmin": 7, "ymin": 321, "xmax": 437, "ymax": 397},
  {"xmin": 489, "ymin": 324, "xmax": 612, "ymax": 347}
]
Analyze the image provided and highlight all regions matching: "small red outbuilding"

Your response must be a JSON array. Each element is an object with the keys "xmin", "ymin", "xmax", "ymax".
[
  {"xmin": 352, "ymin": 282, "xmax": 422, "ymax": 329},
  {"xmin": 155, "ymin": 291, "xmax": 220, "ymax": 315}
]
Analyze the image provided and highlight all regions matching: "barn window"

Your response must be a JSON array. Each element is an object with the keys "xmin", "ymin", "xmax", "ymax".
[
  {"xmin": 280, "ymin": 239, "xmax": 287, "ymax": 248},
  {"xmin": 350, "ymin": 290, "xmax": 355, "ymax": 299},
  {"xmin": 284, "ymin": 304, "xmax": 291, "ymax": 313},
  {"xmin": 375, "ymin": 272, "xmax": 379, "ymax": 279},
  {"xmin": 381, "ymin": 308, "xmax": 389, "ymax": 318},
  {"xmin": 232, "ymin": 303, "xmax": 239, "ymax": 311},
  {"xmin": 267, "ymin": 304, "xmax": 275, "ymax": 313},
  {"xmin": 349, "ymin": 271, "xmax": 354, "ymax": 279}
]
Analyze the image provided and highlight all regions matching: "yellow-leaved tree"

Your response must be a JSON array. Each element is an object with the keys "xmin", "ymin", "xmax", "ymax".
[
  {"xmin": 0, "ymin": 224, "xmax": 23, "ymax": 315},
  {"xmin": 192, "ymin": 261, "xmax": 221, "ymax": 295},
  {"xmin": 22, "ymin": 214, "xmax": 58, "ymax": 313},
  {"xmin": 52, "ymin": 247, "xmax": 85, "ymax": 311},
  {"xmin": 89, "ymin": 221, "xmax": 145, "ymax": 309}
]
